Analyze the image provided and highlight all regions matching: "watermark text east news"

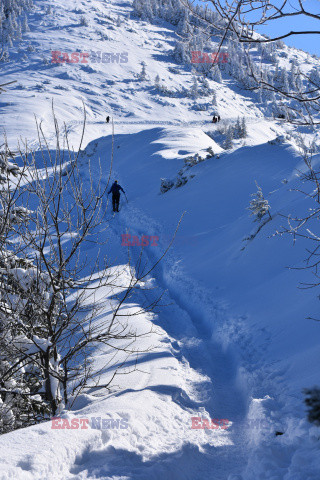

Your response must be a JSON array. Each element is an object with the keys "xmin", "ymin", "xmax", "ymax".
[
  {"xmin": 51, "ymin": 51, "xmax": 128, "ymax": 64},
  {"xmin": 191, "ymin": 417, "xmax": 230, "ymax": 429},
  {"xmin": 51, "ymin": 416, "xmax": 128, "ymax": 429},
  {"xmin": 191, "ymin": 51, "xmax": 229, "ymax": 64}
]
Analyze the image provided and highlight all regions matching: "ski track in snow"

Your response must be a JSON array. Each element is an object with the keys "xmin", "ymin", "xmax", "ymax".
[{"xmin": 72, "ymin": 180, "xmax": 271, "ymax": 480}]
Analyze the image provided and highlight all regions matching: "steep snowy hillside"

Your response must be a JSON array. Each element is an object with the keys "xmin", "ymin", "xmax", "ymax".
[
  {"xmin": 0, "ymin": 0, "xmax": 296, "ymax": 145},
  {"xmin": 1, "ymin": 0, "xmax": 320, "ymax": 479}
]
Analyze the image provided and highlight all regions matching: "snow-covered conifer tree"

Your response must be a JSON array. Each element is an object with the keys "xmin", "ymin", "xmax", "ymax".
[
  {"xmin": 139, "ymin": 61, "xmax": 147, "ymax": 80},
  {"xmin": 248, "ymin": 182, "xmax": 271, "ymax": 221},
  {"xmin": 154, "ymin": 74, "xmax": 160, "ymax": 90},
  {"xmin": 224, "ymin": 126, "xmax": 233, "ymax": 149},
  {"xmin": 15, "ymin": 20, "xmax": 22, "ymax": 41},
  {"xmin": 240, "ymin": 117, "xmax": 247, "ymax": 138},
  {"xmin": 22, "ymin": 14, "xmax": 29, "ymax": 33},
  {"xmin": 212, "ymin": 90, "xmax": 217, "ymax": 106},
  {"xmin": 173, "ymin": 41, "xmax": 189, "ymax": 64},
  {"xmin": 201, "ymin": 77, "xmax": 211, "ymax": 96},
  {"xmin": 234, "ymin": 117, "xmax": 242, "ymax": 138},
  {"xmin": 177, "ymin": 10, "xmax": 189, "ymax": 36},
  {"xmin": 190, "ymin": 76, "xmax": 198, "ymax": 98},
  {"xmin": 209, "ymin": 65, "xmax": 222, "ymax": 83},
  {"xmin": 309, "ymin": 67, "xmax": 320, "ymax": 88}
]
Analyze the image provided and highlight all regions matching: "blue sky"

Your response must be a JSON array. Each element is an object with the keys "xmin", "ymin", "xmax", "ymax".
[
  {"xmin": 200, "ymin": 0, "xmax": 320, "ymax": 57},
  {"xmin": 256, "ymin": 0, "xmax": 320, "ymax": 57}
]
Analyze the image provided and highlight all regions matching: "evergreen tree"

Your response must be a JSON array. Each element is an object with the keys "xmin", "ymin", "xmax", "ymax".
[
  {"xmin": 234, "ymin": 117, "xmax": 242, "ymax": 138},
  {"xmin": 177, "ymin": 10, "xmax": 189, "ymax": 36},
  {"xmin": 201, "ymin": 76, "xmax": 211, "ymax": 96},
  {"xmin": 248, "ymin": 182, "xmax": 271, "ymax": 221},
  {"xmin": 15, "ymin": 19, "xmax": 22, "ymax": 41},
  {"xmin": 209, "ymin": 65, "xmax": 222, "ymax": 83},
  {"xmin": 224, "ymin": 126, "xmax": 233, "ymax": 149},
  {"xmin": 139, "ymin": 61, "xmax": 147, "ymax": 80},
  {"xmin": 280, "ymin": 69, "xmax": 289, "ymax": 92},
  {"xmin": 173, "ymin": 41, "xmax": 189, "ymax": 64},
  {"xmin": 240, "ymin": 117, "xmax": 247, "ymax": 138},
  {"xmin": 212, "ymin": 90, "xmax": 217, "ymax": 106},
  {"xmin": 2, "ymin": 0, "xmax": 32, "ymax": 46},
  {"xmin": 7, "ymin": 12, "xmax": 15, "ymax": 39},
  {"xmin": 309, "ymin": 67, "xmax": 320, "ymax": 88},
  {"xmin": 22, "ymin": 14, "xmax": 29, "ymax": 33},
  {"xmin": 154, "ymin": 74, "xmax": 160, "ymax": 90},
  {"xmin": 296, "ymin": 71, "xmax": 303, "ymax": 91},
  {"xmin": 190, "ymin": 76, "xmax": 198, "ymax": 98}
]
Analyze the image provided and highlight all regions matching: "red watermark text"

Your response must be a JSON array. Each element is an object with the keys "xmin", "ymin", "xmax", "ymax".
[
  {"xmin": 121, "ymin": 234, "xmax": 159, "ymax": 247},
  {"xmin": 191, "ymin": 417, "xmax": 230, "ymax": 429},
  {"xmin": 191, "ymin": 51, "xmax": 229, "ymax": 64}
]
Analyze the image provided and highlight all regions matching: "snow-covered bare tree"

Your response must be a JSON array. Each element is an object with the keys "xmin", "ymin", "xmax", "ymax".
[
  {"xmin": 276, "ymin": 135, "xmax": 320, "ymax": 297},
  {"xmin": 0, "ymin": 80, "xmax": 16, "ymax": 93},
  {"xmin": 0, "ymin": 108, "xmax": 179, "ymax": 432},
  {"xmin": 0, "ymin": 138, "xmax": 50, "ymax": 433}
]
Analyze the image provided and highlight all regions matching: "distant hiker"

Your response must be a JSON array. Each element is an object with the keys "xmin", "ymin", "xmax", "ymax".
[
  {"xmin": 217, "ymin": 115, "xmax": 221, "ymax": 122},
  {"xmin": 212, "ymin": 116, "xmax": 217, "ymax": 123},
  {"xmin": 106, "ymin": 116, "xmax": 110, "ymax": 123},
  {"xmin": 108, "ymin": 180, "xmax": 125, "ymax": 212}
]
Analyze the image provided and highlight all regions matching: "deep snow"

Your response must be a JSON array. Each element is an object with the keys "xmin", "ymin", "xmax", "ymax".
[{"xmin": 0, "ymin": 0, "xmax": 320, "ymax": 478}]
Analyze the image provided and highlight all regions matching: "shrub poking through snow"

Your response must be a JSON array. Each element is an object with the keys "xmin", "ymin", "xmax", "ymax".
[
  {"xmin": 304, "ymin": 387, "xmax": 320, "ymax": 426},
  {"xmin": 160, "ymin": 178, "xmax": 174, "ymax": 193},
  {"xmin": 79, "ymin": 15, "xmax": 88, "ymax": 26},
  {"xmin": 175, "ymin": 173, "xmax": 188, "ymax": 188}
]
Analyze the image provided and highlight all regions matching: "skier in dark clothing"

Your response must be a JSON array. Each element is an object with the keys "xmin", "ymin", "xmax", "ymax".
[
  {"xmin": 106, "ymin": 116, "xmax": 110, "ymax": 123},
  {"xmin": 108, "ymin": 180, "xmax": 125, "ymax": 212}
]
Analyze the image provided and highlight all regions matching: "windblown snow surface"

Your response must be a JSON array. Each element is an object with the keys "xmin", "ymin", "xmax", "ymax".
[{"xmin": 1, "ymin": 0, "xmax": 320, "ymax": 478}]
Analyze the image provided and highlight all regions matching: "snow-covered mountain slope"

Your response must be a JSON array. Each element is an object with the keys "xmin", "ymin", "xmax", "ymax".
[
  {"xmin": 1, "ymin": 0, "xmax": 278, "ymax": 147},
  {"xmin": 1, "ymin": 0, "xmax": 320, "ymax": 478}
]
